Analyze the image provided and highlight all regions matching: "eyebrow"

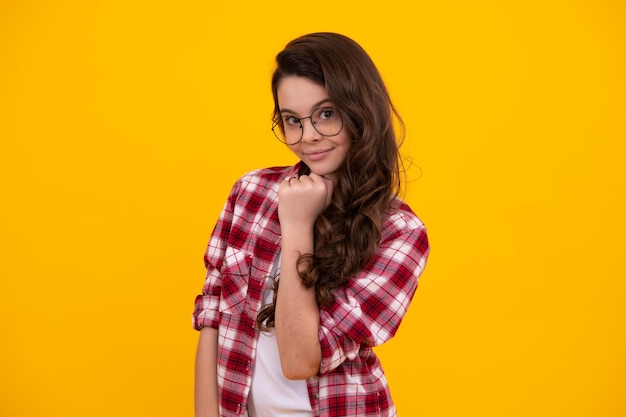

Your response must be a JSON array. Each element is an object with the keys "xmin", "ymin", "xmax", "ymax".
[{"xmin": 279, "ymin": 98, "xmax": 333, "ymax": 116}]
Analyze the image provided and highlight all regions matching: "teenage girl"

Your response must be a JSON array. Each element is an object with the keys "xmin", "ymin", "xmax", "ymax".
[{"xmin": 193, "ymin": 32, "xmax": 430, "ymax": 417}]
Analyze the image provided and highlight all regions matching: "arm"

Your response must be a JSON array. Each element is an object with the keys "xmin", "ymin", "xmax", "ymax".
[
  {"xmin": 274, "ymin": 174, "xmax": 332, "ymax": 380},
  {"xmin": 192, "ymin": 179, "xmax": 241, "ymax": 411},
  {"xmin": 192, "ymin": 178, "xmax": 241, "ymax": 330},
  {"xmin": 194, "ymin": 327, "xmax": 219, "ymax": 417},
  {"xmin": 275, "ymin": 222, "xmax": 321, "ymax": 379},
  {"xmin": 317, "ymin": 214, "xmax": 429, "ymax": 375}
]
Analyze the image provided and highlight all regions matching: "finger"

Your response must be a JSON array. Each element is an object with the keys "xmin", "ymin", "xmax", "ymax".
[
  {"xmin": 295, "ymin": 174, "xmax": 312, "ymax": 184},
  {"xmin": 307, "ymin": 173, "xmax": 321, "ymax": 181},
  {"xmin": 306, "ymin": 172, "xmax": 331, "ymax": 187},
  {"xmin": 283, "ymin": 176, "xmax": 298, "ymax": 187},
  {"xmin": 307, "ymin": 173, "xmax": 334, "ymax": 206}
]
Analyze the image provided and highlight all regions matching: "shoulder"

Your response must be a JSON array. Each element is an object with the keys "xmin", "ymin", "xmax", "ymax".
[
  {"xmin": 228, "ymin": 164, "xmax": 299, "ymax": 197},
  {"xmin": 381, "ymin": 198, "xmax": 427, "ymax": 242},
  {"xmin": 384, "ymin": 198, "xmax": 426, "ymax": 230},
  {"xmin": 376, "ymin": 199, "xmax": 429, "ymax": 270},
  {"xmin": 235, "ymin": 164, "xmax": 299, "ymax": 188}
]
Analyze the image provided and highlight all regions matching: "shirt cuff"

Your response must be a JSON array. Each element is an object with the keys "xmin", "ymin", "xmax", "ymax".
[{"xmin": 192, "ymin": 294, "xmax": 221, "ymax": 330}]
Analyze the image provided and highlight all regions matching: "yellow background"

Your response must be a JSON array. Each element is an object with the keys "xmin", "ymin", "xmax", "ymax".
[{"xmin": 1, "ymin": 1, "xmax": 625, "ymax": 416}]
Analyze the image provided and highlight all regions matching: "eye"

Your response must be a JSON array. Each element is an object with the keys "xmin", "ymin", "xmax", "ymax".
[
  {"xmin": 318, "ymin": 108, "xmax": 336, "ymax": 120},
  {"xmin": 283, "ymin": 116, "xmax": 301, "ymax": 127}
]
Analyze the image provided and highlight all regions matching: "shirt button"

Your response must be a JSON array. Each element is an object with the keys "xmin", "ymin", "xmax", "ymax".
[{"xmin": 314, "ymin": 392, "xmax": 319, "ymax": 400}]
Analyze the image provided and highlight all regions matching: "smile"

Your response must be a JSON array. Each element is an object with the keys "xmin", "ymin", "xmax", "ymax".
[{"xmin": 304, "ymin": 148, "xmax": 333, "ymax": 161}]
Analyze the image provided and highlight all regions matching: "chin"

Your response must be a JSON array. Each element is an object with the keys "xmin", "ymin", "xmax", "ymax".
[
  {"xmin": 307, "ymin": 164, "xmax": 334, "ymax": 176},
  {"xmin": 314, "ymin": 171, "xmax": 339, "ymax": 181}
]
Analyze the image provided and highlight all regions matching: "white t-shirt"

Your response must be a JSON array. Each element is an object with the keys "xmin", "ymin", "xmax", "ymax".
[{"xmin": 246, "ymin": 257, "xmax": 313, "ymax": 417}]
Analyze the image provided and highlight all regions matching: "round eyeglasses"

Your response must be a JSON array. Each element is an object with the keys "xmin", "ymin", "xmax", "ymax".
[{"xmin": 272, "ymin": 107, "xmax": 344, "ymax": 145}]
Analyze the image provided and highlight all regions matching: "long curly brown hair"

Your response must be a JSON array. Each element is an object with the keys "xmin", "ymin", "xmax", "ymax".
[{"xmin": 257, "ymin": 32, "xmax": 405, "ymax": 330}]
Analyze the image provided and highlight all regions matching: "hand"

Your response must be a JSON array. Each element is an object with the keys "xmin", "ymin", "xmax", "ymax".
[{"xmin": 278, "ymin": 173, "xmax": 334, "ymax": 230}]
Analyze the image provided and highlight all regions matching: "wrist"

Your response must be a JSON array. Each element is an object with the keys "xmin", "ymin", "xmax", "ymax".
[
  {"xmin": 280, "ymin": 223, "xmax": 315, "ymax": 241},
  {"xmin": 280, "ymin": 228, "xmax": 314, "ymax": 261}
]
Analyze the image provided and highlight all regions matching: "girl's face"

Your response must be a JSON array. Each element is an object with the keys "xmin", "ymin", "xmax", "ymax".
[{"xmin": 276, "ymin": 76, "xmax": 351, "ymax": 181}]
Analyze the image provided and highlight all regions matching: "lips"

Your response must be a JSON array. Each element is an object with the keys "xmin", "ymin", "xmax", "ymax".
[{"xmin": 304, "ymin": 148, "xmax": 333, "ymax": 161}]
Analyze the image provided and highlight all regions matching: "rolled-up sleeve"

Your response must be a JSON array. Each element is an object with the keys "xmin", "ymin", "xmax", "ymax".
[
  {"xmin": 318, "ymin": 209, "xmax": 429, "ymax": 375},
  {"xmin": 192, "ymin": 180, "xmax": 241, "ymax": 330}
]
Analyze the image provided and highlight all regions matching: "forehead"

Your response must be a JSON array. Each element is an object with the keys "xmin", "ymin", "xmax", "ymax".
[{"xmin": 276, "ymin": 76, "xmax": 330, "ymax": 114}]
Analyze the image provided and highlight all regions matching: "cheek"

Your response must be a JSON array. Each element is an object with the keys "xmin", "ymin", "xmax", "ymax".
[
  {"xmin": 340, "ymin": 130, "xmax": 353, "ymax": 147},
  {"xmin": 340, "ymin": 135, "xmax": 352, "ymax": 152}
]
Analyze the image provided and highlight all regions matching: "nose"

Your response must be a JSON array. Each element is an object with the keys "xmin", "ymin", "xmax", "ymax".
[{"xmin": 300, "ymin": 118, "xmax": 321, "ymax": 143}]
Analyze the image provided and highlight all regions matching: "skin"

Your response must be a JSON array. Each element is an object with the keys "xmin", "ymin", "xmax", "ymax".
[
  {"xmin": 279, "ymin": 76, "xmax": 352, "ymax": 182},
  {"xmin": 194, "ymin": 327, "xmax": 219, "ymax": 417},
  {"xmin": 194, "ymin": 76, "xmax": 352, "ymax": 416},
  {"xmin": 274, "ymin": 76, "xmax": 351, "ymax": 379}
]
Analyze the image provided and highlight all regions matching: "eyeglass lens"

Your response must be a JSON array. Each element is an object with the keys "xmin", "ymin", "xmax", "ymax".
[{"xmin": 273, "ymin": 107, "xmax": 342, "ymax": 144}]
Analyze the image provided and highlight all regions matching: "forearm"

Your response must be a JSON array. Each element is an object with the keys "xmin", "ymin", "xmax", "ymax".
[
  {"xmin": 275, "ymin": 226, "xmax": 322, "ymax": 380},
  {"xmin": 195, "ymin": 327, "xmax": 219, "ymax": 417}
]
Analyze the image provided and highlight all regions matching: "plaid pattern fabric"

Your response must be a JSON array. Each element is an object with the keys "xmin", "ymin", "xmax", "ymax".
[{"xmin": 193, "ymin": 163, "xmax": 429, "ymax": 417}]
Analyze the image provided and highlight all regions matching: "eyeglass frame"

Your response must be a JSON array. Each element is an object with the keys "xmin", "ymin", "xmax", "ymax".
[{"xmin": 271, "ymin": 106, "xmax": 344, "ymax": 145}]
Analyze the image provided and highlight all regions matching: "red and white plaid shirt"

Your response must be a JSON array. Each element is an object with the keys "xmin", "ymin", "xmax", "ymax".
[{"xmin": 193, "ymin": 163, "xmax": 429, "ymax": 417}]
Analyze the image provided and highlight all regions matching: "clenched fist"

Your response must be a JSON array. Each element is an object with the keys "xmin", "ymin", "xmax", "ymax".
[{"xmin": 278, "ymin": 173, "xmax": 334, "ymax": 231}]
